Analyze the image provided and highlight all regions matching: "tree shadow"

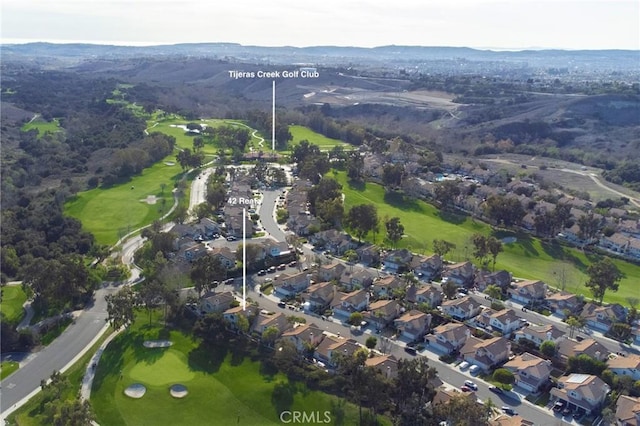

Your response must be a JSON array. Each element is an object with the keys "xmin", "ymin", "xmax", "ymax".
[
  {"xmin": 271, "ymin": 381, "xmax": 296, "ymax": 416},
  {"xmin": 229, "ymin": 337, "xmax": 249, "ymax": 366},
  {"xmin": 383, "ymin": 190, "xmax": 423, "ymax": 212},
  {"xmin": 347, "ymin": 180, "xmax": 366, "ymax": 192},
  {"xmin": 436, "ymin": 210, "xmax": 466, "ymax": 225},
  {"xmin": 187, "ymin": 342, "xmax": 227, "ymax": 374}
]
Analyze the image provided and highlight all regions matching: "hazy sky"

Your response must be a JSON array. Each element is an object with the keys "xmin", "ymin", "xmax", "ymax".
[{"xmin": 2, "ymin": 0, "xmax": 638, "ymax": 50}]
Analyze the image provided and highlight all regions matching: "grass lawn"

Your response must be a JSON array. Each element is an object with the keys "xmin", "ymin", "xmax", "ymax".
[
  {"xmin": 1, "ymin": 361, "xmax": 19, "ymax": 380},
  {"xmin": 289, "ymin": 125, "xmax": 350, "ymax": 150},
  {"xmin": 1, "ymin": 285, "xmax": 27, "ymax": 325},
  {"xmin": 21, "ymin": 118, "xmax": 62, "ymax": 139},
  {"xmin": 333, "ymin": 171, "xmax": 640, "ymax": 306},
  {"xmin": 64, "ymin": 159, "xmax": 182, "ymax": 245},
  {"xmin": 91, "ymin": 314, "xmax": 370, "ymax": 426}
]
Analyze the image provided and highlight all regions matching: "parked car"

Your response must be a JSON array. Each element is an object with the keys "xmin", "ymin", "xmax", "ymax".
[
  {"xmin": 277, "ymin": 263, "xmax": 287, "ymax": 270},
  {"xmin": 458, "ymin": 361, "xmax": 470, "ymax": 370},
  {"xmin": 553, "ymin": 401, "xmax": 566, "ymax": 412},
  {"xmin": 257, "ymin": 269, "xmax": 266, "ymax": 276},
  {"xmin": 404, "ymin": 346, "xmax": 417, "ymax": 356},
  {"xmin": 501, "ymin": 406, "xmax": 517, "ymax": 416},
  {"xmin": 460, "ymin": 385, "xmax": 472, "ymax": 392},
  {"xmin": 277, "ymin": 302, "xmax": 286, "ymax": 308},
  {"xmin": 267, "ymin": 266, "xmax": 277, "ymax": 273},
  {"xmin": 464, "ymin": 380, "xmax": 478, "ymax": 391},
  {"xmin": 288, "ymin": 261, "xmax": 297, "ymax": 267},
  {"xmin": 469, "ymin": 365, "xmax": 481, "ymax": 374},
  {"xmin": 489, "ymin": 386, "xmax": 503, "ymax": 394}
]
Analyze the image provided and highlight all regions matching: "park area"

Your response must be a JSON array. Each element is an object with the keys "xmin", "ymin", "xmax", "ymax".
[
  {"xmin": 334, "ymin": 171, "xmax": 640, "ymax": 306},
  {"xmin": 90, "ymin": 314, "xmax": 364, "ymax": 426}
]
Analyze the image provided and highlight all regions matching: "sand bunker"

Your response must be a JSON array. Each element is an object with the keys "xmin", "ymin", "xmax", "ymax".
[
  {"xmin": 164, "ymin": 161, "xmax": 175, "ymax": 166},
  {"xmin": 502, "ymin": 237, "xmax": 517, "ymax": 244},
  {"xmin": 170, "ymin": 384, "xmax": 188, "ymax": 398},
  {"xmin": 124, "ymin": 383, "xmax": 146, "ymax": 399},
  {"xmin": 142, "ymin": 195, "xmax": 158, "ymax": 205},
  {"xmin": 143, "ymin": 340, "xmax": 173, "ymax": 348}
]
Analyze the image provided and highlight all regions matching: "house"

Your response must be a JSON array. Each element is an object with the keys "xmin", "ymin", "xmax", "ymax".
[
  {"xmin": 365, "ymin": 354, "xmax": 399, "ymax": 379},
  {"xmin": 581, "ymin": 302, "xmax": 627, "ymax": 333},
  {"xmin": 223, "ymin": 305, "xmax": 257, "ymax": 332},
  {"xmin": 199, "ymin": 291, "xmax": 235, "ymax": 314},
  {"xmin": 545, "ymin": 291, "xmax": 583, "ymax": 317},
  {"xmin": 615, "ymin": 395, "xmax": 640, "ymax": 426},
  {"xmin": 356, "ymin": 244, "xmax": 380, "ymax": 266},
  {"xmin": 281, "ymin": 323, "xmax": 325, "ymax": 353},
  {"xmin": 441, "ymin": 296, "xmax": 481, "ymax": 321},
  {"xmin": 262, "ymin": 238, "xmax": 290, "ymax": 258},
  {"xmin": 382, "ymin": 249, "xmax": 413, "ymax": 272},
  {"xmin": 442, "ymin": 262, "xmax": 475, "ymax": 287},
  {"xmin": 489, "ymin": 309, "xmax": 522, "ymax": 336},
  {"xmin": 470, "ymin": 307, "xmax": 498, "ymax": 331},
  {"xmin": 365, "ymin": 299, "xmax": 401, "ymax": 329},
  {"xmin": 314, "ymin": 336, "xmax": 361, "ymax": 367},
  {"xmin": 410, "ymin": 254, "xmax": 443, "ymax": 281},
  {"xmin": 474, "ymin": 270, "xmax": 512, "ymax": 293},
  {"xmin": 301, "ymin": 281, "xmax": 336, "ymax": 311},
  {"xmin": 331, "ymin": 289, "xmax": 369, "ymax": 318},
  {"xmin": 338, "ymin": 269, "xmax": 374, "ymax": 291},
  {"xmin": 490, "ymin": 414, "xmax": 532, "ymax": 426},
  {"xmin": 557, "ymin": 338, "xmax": 609, "ymax": 362},
  {"xmin": 209, "ymin": 247, "xmax": 236, "ymax": 269},
  {"xmin": 310, "ymin": 229, "xmax": 356, "ymax": 255},
  {"xmin": 394, "ymin": 310, "xmax": 431, "ymax": 341},
  {"xmin": 427, "ymin": 323, "xmax": 471, "ymax": 354},
  {"xmin": 371, "ymin": 275, "xmax": 405, "ymax": 299},
  {"xmin": 184, "ymin": 242, "xmax": 208, "ymax": 262},
  {"xmin": 550, "ymin": 374, "xmax": 610, "ymax": 415},
  {"xmin": 508, "ymin": 279, "xmax": 547, "ymax": 306},
  {"xmin": 273, "ymin": 271, "xmax": 311, "ymax": 297},
  {"xmin": 406, "ymin": 284, "xmax": 443, "ymax": 308},
  {"xmin": 504, "ymin": 352, "xmax": 553, "ymax": 393},
  {"xmin": 432, "ymin": 387, "xmax": 477, "ymax": 407},
  {"xmin": 460, "ymin": 336, "xmax": 511, "ymax": 373},
  {"xmin": 608, "ymin": 354, "xmax": 640, "ymax": 381},
  {"xmin": 251, "ymin": 311, "xmax": 290, "ymax": 337},
  {"xmin": 599, "ymin": 233, "xmax": 640, "ymax": 261},
  {"xmin": 225, "ymin": 205, "xmax": 254, "ymax": 238},
  {"xmin": 514, "ymin": 323, "xmax": 565, "ymax": 347},
  {"xmin": 317, "ymin": 263, "xmax": 347, "ymax": 282}
]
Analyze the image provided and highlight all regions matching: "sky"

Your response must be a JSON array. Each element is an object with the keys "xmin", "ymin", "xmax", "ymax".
[{"xmin": 1, "ymin": 0, "xmax": 639, "ymax": 50}]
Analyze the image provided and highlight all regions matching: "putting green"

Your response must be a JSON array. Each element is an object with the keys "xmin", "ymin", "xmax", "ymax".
[{"xmin": 129, "ymin": 350, "xmax": 194, "ymax": 386}]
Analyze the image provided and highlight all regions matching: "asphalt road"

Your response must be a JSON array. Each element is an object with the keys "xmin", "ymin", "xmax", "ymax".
[
  {"xmin": 259, "ymin": 188, "xmax": 287, "ymax": 242},
  {"xmin": 0, "ymin": 286, "xmax": 117, "ymax": 415}
]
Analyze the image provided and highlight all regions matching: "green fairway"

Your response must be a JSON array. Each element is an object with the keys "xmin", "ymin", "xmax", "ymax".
[
  {"xmin": 334, "ymin": 171, "xmax": 640, "ymax": 306},
  {"xmin": 1, "ymin": 285, "xmax": 27, "ymax": 325},
  {"xmin": 64, "ymin": 160, "xmax": 182, "ymax": 245},
  {"xmin": 289, "ymin": 125, "xmax": 349, "ymax": 150},
  {"xmin": 21, "ymin": 118, "xmax": 62, "ymax": 139},
  {"xmin": 91, "ymin": 314, "xmax": 369, "ymax": 426}
]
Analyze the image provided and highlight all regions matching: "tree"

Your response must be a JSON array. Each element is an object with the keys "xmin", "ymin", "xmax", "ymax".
[
  {"xmin": 190, "ymin": 256, "xmax": 226, "ymax": 297},
  {"xmin": 567, "ymin": 354, "xmax": 607, "ymax": 375},
  {"xmin": 432, "ymin": 239, "xmax": 456, "ymax": 258},
  {"xmin": 483, "ymin": 194, "xmax": 526, "ymax": 227},
  {"xmin": 316, "ymin": 197, "xmax": 344, "ymax": 227},
  {"xmin": 345, "ymin": 204, "xmax": 379, "ymax": 242},
  {"xmin": 365, "ymin": 336, "xmax": 377, "ymax": 349},
  {"xmin": 346, "ymin": 151, "xmax": 364, "ymax": 182},
  {"xmin": 105, "ymin": 286, "xmax": 136, "ymax": 330},
  {"xmin": 485, "ymin": 284, "xmax": 502, "ymax": 301},
  {"xmin": 471, "ymin": 233, "xmax": 490, "ymax": 267},
  {"xmin": 442, "ymin": 280, "xmax": 458, "ymax": 300},
  {"xmin": 206, "ymin": 181, "xmax": 227, "ymax": 209},
  {"xmin": 492, "ymin": 368, "xmax": 515, "ymax": 388},
  {"xmin": 138, "ymin": 279, "xmax": 165, "ymax": 325},
  {"xmin": 382, "ymin": 164, "xmax": 405, "ymax": 188},
  {"xmin": 348, "ymin": 312, "xmax": 364, "ymax": 326},
  {"xmin": 262, "ymin": 326, "xmax": 280, "ymax": 347},
  {"xmin": 540, "ymin": 340, "xmax": 557, "ymax": 357},
  {"xmin": 585, "ymin": 258, "xmax": 623, "ymax": 304},
  {"xmin": 487, "ymin": 237, "xmax": 503, "ymax": 271},
  {"xmin": 433, "ymin": 392, "xmax": 491, "ymax": 426},
  {"xmin": 391, "ymin": 357, "xmax": 438, "ymax": 425},
  {"xmin": 577, "ymin": 212, "xmax": 600, "ymax": 242},
  {"xmin": 235, "ymin": 243, "xmax": 264, "ymax": 267},
  {"xmin": 566, "ymin": 315, "xmax": 584, "ymax": 339},
  {"xmin": 433, "ymin": 180, "xmax": 460, "ymax": 209},
  {"xmin": 609, "ymin": 322, "xmax": 632, "ymax": 341},
  {"xmin": 385, "ymin": 217, "xmax": 404, "ymax": 248}
]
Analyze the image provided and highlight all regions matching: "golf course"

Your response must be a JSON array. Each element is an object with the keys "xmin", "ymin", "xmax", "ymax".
[{"xmin": 90, "ymin": 313, "xmax": 366, "ymax": 426}]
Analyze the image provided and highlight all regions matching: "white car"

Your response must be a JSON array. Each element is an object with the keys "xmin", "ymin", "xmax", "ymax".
[
  {"xmin": 464, "ymin": 380, "xmax": 478, "ymax": 390},
  {"xmin": 469, "ymin": 365, "xmax": 481, "ymax": 374},
  {"xmin": 458, "ymin": 361, "xmax": 470, "ymax": 370}
]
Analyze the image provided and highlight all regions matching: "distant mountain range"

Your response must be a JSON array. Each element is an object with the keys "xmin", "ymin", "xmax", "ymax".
[{"xmin": 3, "ymin": 42, "xmax": 638, "ymax": 71}]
